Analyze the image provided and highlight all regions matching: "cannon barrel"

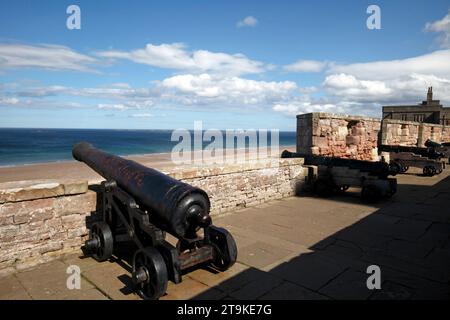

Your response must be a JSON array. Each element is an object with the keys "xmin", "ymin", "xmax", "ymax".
[
  {"xmin": 72, "ymin": 142, "xmax": 211, "ymax": 239},
  {"xmin": 424, "ymin": 139, "xmax": 442, "ymax": 149},
  {"xmin": 281, "ymin": 150, "xmax": 396, "ymax": 177},
  {"xmin": 378, "ymin": 144, "xmax": 444, "ymax": 160}
]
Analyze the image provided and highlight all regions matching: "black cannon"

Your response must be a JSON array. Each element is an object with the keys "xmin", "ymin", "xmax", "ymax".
[
  {"xmin": 425, "ymin": 139, "xmax": 450, "ymax": 160},
  {"xmin": 73, "ymin": 142, "xmax": 237, "ymax": 300},
  {"xmin": 378, "ymin": 144, "xmax": 444, "ymax": 160},
  {"xmin": 281, "ymin": 150, "xmax": 397, "ymax": 178},
  {"xmin": 378, "ymin": 143, "xmax": 445, "ymax": 176},
  {"xmin": 281, "ymin": 150, "xmax": 397, "ymax": 202}
]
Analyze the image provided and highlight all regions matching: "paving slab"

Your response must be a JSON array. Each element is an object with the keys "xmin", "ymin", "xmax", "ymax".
[
  {"xmin": 237, "ymin": 241, "xmax": 293, "ymax": 269},
  {"xmin": 0, "ymin": 275, "xmax": 31, "ymax": 300},
  {"xmin": 319, "ymin": 269, "xmax": 373, "ymax": 300},
  {"xmin": 81, "ymin": 260, "xmax": 139, "ymax": 300},
  {"xmin": 14, "ymin": 259, "xmax": 104, "ymax": 300},
  {"xmin": 258, "ymin": 281, "xmax": 329, "ymax": 300},
  {"xmin": 270, "ymin": 252, "xmax": 348, "ymax": 291}
]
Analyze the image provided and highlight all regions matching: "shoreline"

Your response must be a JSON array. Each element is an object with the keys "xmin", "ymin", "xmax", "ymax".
[
  {"xmin": 0, "ymin": 144, "xmax": 296, "ymax": 168},
  {"xmin": 0, "ymin": 145, "xmax": 296, "ymax": 183}
]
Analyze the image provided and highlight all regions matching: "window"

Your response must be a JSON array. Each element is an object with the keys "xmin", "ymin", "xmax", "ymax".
[
  {"xmin": 401, "ymin": 114, "xmax": 407, "ymax": 121},
  {"xmin": 413, "ymin": 114, "xmax": 425, "ymax": 122}
]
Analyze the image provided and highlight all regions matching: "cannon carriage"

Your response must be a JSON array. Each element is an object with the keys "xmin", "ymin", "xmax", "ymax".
[
  {"xmin": 378, "ymin": 144, "xmax": 445, "ymax": 176},
  {"xmin": 73, "ymin": 142, "xmax": 237, "ymax": 300},
  {"xmin": 281, "ymin": 150, "xmax": 397, "ymax": 202}
]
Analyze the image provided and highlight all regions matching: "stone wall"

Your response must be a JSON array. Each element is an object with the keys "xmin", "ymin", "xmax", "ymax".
[
  {"xmin": 0, "ymin": 180, "xmax": 95, "ymax": 277},
  {"xmin": 0, "ymin": 158, "xmax": 305, "ymax": 277},
  {"xmin": 380, "ymin": 119, "xmax": 421, "ymax": 146},
  {"xmin": 297, "ymin": 113, "xmax": 381, "ymax": 161},
  {"xmin": 168, "ymin": 158, "xmax": 305, "ymax": 215},
  {"xmin": 297, "ymin": 113, "xmax": 450, "ymax": 160},
  {"xmin": 381, "ymin": 119, "xmax": 450, "ymax": 147}
]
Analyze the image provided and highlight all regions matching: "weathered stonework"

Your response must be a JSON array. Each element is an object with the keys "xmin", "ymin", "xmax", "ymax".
[
  {"xmin": 297, "ymin": 113, "xmax": 381, "ymax": 161},
  {"xmin": 0, "ymin": 180, "xmax": 94, "ymax": 277},
  {"xmin": 169, "ymin": 158, "xmax": 305, "ymax": 215},
  {"xmin": 298, "ymin": 114, "xmax": 450, "ymax": 161},
  {"xmin": 0, "ymin": 158, "xmax": 306, "ymax": 277},
  {"xmin": 381, "ymin": 119, "xmax": 450, "ymax": 147}
]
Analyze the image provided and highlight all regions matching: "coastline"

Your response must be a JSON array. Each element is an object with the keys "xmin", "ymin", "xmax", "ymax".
[{"xmin": 0, "ymin": 145, "xmax": 296, "ymax": 183}]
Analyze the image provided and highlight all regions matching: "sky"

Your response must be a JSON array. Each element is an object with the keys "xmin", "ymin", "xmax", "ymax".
[{"xmin": 0, "ymin": 0, "xmax": 450, "ymax": 130}]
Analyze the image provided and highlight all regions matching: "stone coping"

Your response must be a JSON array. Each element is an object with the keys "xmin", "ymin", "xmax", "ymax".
[
  {"xmin": 0, "ymin": 179, "xmax": 88, "ymax": 204},
  {"xmin": 163, "ymin": 157, "xmax": 304, "ymax": 180},
  {"xmin": 0, "ymin": 158, "xmax": 304, "ymax": 194},
  {"xmin": 297, "ymin": 112, "xmax": 380, "ymax": 122}
]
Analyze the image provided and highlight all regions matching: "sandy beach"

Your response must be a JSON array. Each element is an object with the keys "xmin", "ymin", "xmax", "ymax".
[{"xmin": 0, "ymin": 146, "xmax": 296, "ymax": 183}]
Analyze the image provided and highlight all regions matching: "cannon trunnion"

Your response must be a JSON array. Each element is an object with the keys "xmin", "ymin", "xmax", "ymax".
[{"xmin": 73, "ymin": 142, "xmax": 237, "ymax": 300}]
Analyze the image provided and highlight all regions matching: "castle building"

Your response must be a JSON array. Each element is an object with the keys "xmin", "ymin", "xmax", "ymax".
[{"xmin": 382, "ymin": 87, "xmax": 450, "ymax": 125}]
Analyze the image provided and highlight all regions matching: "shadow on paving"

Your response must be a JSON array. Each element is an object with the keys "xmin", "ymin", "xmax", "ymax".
[{"xmin": 189, "ymin": 174, "xmax": 450, "ymax": 300}]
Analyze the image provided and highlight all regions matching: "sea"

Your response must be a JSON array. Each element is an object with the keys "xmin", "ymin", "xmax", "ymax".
[{"xmin": 0, "ymin": 128, "xmax": 296, "ymax": 167}]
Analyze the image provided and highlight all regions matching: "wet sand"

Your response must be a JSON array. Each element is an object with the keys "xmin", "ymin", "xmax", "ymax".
[{"xmin": 0, "ymin": 146, "xmax": 296, "ymax": 183}]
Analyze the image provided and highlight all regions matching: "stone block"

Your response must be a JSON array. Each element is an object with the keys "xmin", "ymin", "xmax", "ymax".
[
  {"xmin": 63, "ymin": 180, "xmax": 88, "ymax": 195},
  {"xmin": 0, "ymin": 180, "xmax": 64, "ymax": 203}
]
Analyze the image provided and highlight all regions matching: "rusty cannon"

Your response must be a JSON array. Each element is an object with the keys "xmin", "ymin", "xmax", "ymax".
[
  {"xmin": 281, "ymin": 150, "xmax": 397, "ymax": 202},
  {"xmin": 72, "ymin": 142, "xmax": 237, "ymax": 300}
]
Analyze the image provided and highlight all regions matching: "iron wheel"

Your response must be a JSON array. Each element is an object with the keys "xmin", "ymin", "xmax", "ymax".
[
  {"xmin": 132, "ymin": 247, "xmax": 168, "ymax": 300},
  {"xmin": 86, "ymin": 222, "xmax": 113, "ymax": 262}
]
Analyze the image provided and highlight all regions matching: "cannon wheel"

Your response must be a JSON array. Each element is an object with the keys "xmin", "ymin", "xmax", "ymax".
[
  {"xmin": 361, "ymin": 185, "xmax": 382, "ymax": 203},
  {"xmin": 87, "ymin": 222, "xmax": 113, "ymax": 262},
  {"xmin": 423, "ymin": 166, "xmax": 436, "ymax": 176},
  {"xmin": 431, "ymin": 167, "xmax": 438, "ymax": 175},
  {"xmin": 208, "ymin": 226, "xmax": 237, "ymax": 272},
  {"xmin": 132, "ymin": 247, "xmax": 168, "ymax": 300}
]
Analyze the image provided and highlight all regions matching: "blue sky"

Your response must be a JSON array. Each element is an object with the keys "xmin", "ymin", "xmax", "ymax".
[{"xmin": 1, "ymin": 0, "xmax": 450, "ymax": 129}]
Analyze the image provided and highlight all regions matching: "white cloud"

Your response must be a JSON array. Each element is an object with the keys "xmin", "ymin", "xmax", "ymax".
[
  {"xmin": 324, "ymin": 73, "xmax": 391, "ymax": 97},
  {"xmin": 130, "ymin": 113, "xmax": 153, "ymax": 118},
  {"xmin": 97, "ymin": 43, "xmax": 268, "ymax": 76},
  {"xmin": 237, "ymin": 16, "xmax": 258, "ymax": 28},
  {"xmin": 160, "ymin": 73, "xmax": 297, "ymax": 106},
  {"xmin": 321, "ymin": 48, "xmax": 450, "ymax": 108},
  {"xmin": 328, "ymin": 49, "xmax": 450, "ymax": 80},
  {"xmin": 284, "ymin": 59, "xmax": 328, "ymax": 73},
  {"xmin": 98, "ymin": 103, "xmax": 129, "ymax": 111},
  {"xmin": 425, "ymin": 10, "xmax": 450, "ymax": 48},
  {"xmin": 0, "ymin": 43, "xmax": 97, "ymax": 72},
  {"xmin": 0, "ymin": 97, "xmax": 19, "ymax": 105},
  {"xmin": 273, "ymin": 99, "xmax": 343, "ymax": 117},
  {"xmin": 17, "ymin": 85, "xmax": 158, "ymax": 102},
  {"xmin": 5, "ymin": 74, "xmax": 297, "ymax": 112},
  {"xmin": 323, "ymin": 72, "xmax": 450, "ymax": 105},
  {"xmin": 109, "ymin": 82, "xmax": 131, "ymax": 89}
]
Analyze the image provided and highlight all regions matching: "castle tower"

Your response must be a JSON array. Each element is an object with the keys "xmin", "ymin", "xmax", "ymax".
[{"xmin": 427, "ymin": 87, "xmax": 433, "ymax": 103}]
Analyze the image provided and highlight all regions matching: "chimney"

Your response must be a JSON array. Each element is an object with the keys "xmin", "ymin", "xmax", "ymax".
[{"xmin": 427, "ymin": 87, "xmax": 433, "ymax": 103}]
